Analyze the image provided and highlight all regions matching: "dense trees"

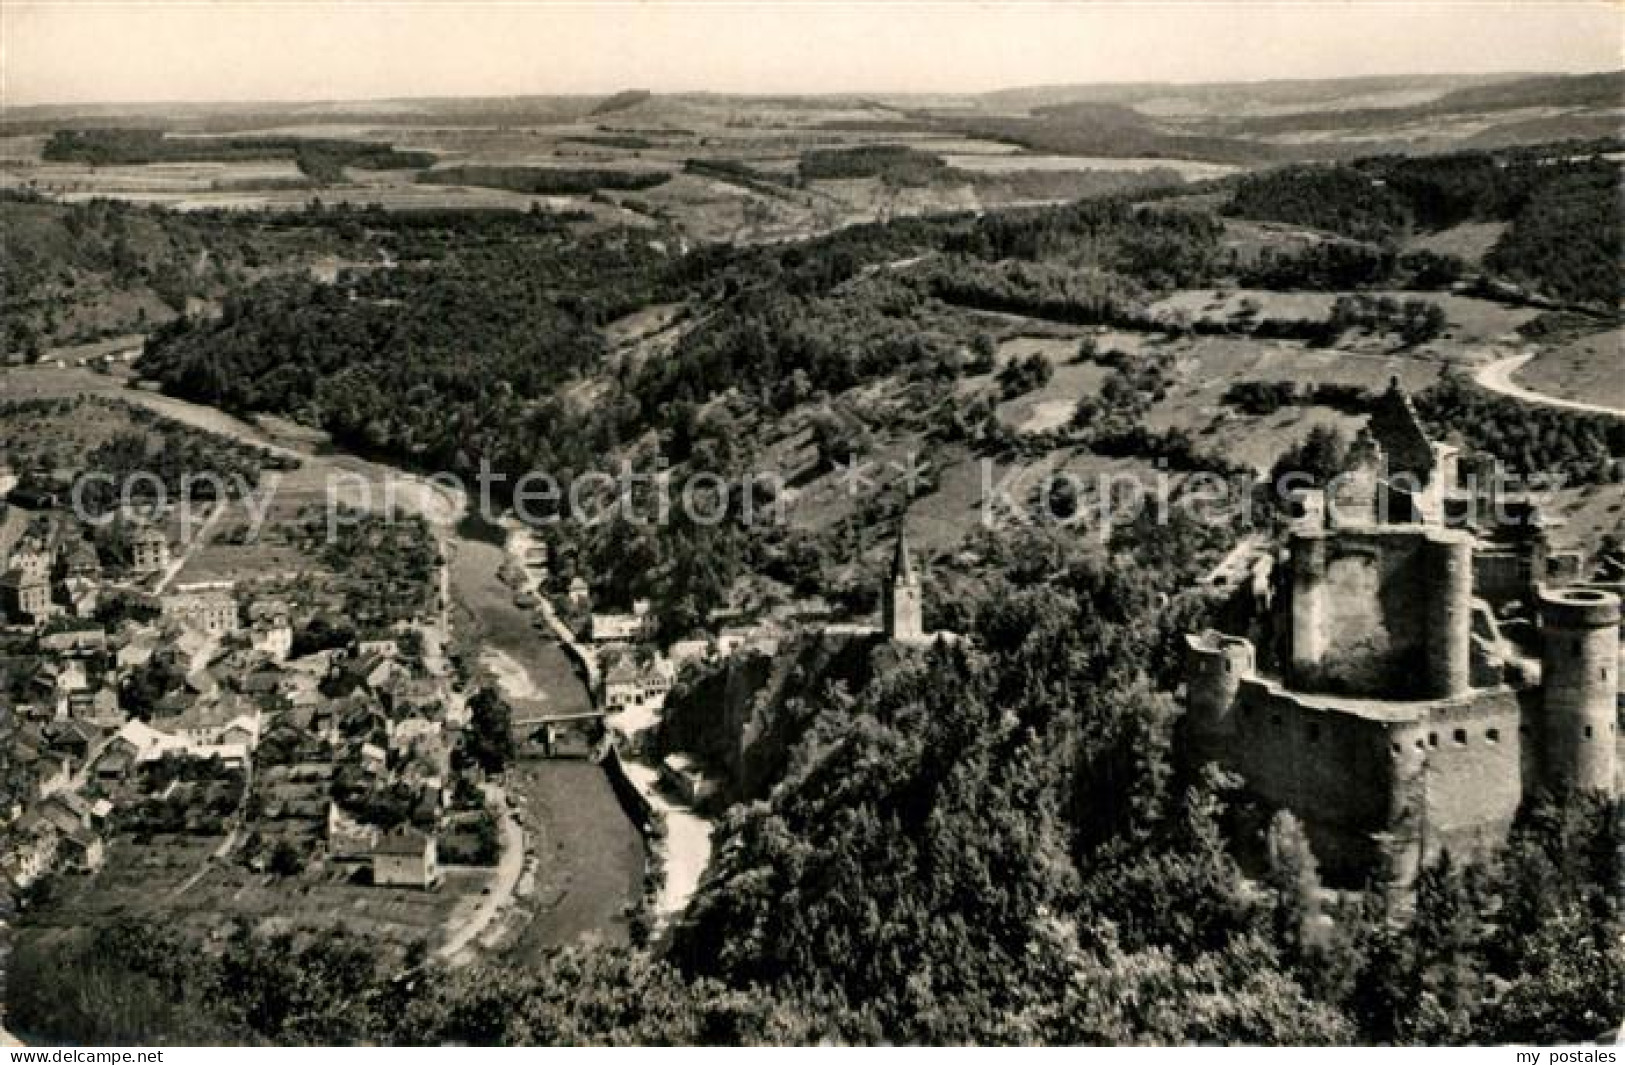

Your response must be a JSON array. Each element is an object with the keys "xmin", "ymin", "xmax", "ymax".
[
  {"xmin": 1414, "ymin": 372, "xmax": 1625, "ymax": 486},
  {"xmin": 459, "ymin": 688, "xmax": 517, "ymax": 775},
  {"xmin": 419, "ymin": 166, "xmax": 672, "ymax": 195},
  {"xmin": 1225, "ymin": 149, "xmax": 1622, "ymax": 306},
  {"xmin": 42, "ymin": 129, "xmax": 434, "ymax": 180},
  {"xmin": 1486, "ymin": 163, "xmax": 1624, "ymax": 306},
  {"xmin": 799, "ymin": 145, "xmax": 948, "ymax": 186}
]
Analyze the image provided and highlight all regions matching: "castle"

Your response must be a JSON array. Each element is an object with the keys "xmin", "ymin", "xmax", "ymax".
[{"xmin": 1182, "ymin": 380, "xmax": 1621, "ymax": 882}]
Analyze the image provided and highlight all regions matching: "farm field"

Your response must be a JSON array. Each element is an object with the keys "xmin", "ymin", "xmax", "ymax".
[
  {"xmin": 32, "ymin": 835, "xmax": 486, "ymax": 958},
  {"xmin": 1512, "ymin": 327, "xmax": 1625, "ymax": 411}
]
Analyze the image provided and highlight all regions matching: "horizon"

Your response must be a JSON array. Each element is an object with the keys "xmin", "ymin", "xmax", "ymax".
[
  {"xmin": 5, "ymin": 66, "xmax": 1622, "ymax": 115},
  {"xmin": 3, "ymin": 1, "xmax": 1621, "ymax": 109}
]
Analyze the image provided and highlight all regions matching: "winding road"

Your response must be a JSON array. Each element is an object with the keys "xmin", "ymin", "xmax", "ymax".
[{"xmin": 1475, "ymin": 353, "xmax": 1625, "ymax": 419}]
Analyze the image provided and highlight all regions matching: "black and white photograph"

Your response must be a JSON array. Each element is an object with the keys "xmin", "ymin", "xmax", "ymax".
[{"xmin": 0, "ymin": 0, "xmax": 1621, "ymax": 1049}]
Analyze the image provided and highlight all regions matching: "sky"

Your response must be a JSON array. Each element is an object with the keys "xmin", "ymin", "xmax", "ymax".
[{"xmin": 3, "ymin": 1, "xmax": 1621, "ymax": 107}]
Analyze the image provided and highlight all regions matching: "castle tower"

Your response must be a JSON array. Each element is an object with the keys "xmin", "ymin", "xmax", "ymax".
[
  {"xmin": 1539, "ymin": 587, "xmax": 1620, "ymax": 793},
  {"xmin": 1183, "ymin": 630, "xmax": 1254, "ymax": 766},
  {"xmin": 883, "ymin": 528, "xmax": 924, "ymax": 644},
  {"xmin": 1422, "ymin": 529, "xmax": 1473, "ymax": 699}
]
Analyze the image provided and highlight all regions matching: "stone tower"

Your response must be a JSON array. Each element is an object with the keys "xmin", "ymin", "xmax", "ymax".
[
  {"xmin": 883, "ymin": 527, "xmax": 924, "ymax": 643},
  {"xmin": 1539, "ymin": 586, "xmax": 1621, "ymax": 792}
]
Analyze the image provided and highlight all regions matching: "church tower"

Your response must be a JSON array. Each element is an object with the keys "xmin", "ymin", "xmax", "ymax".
[{"xmin": 883, "ymin": 527, "xmax": 924, "ymax": 643}]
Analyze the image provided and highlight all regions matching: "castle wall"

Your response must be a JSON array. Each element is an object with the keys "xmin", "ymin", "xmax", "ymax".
[
  {"xmin": 1229, "ymin": 679, "xmax": 1405, "ymax": 875},
  {"xmin": 1218, "ymin": 679, "xmax": 1526, "ymax": 880},
  {"xmin": 1288, "ymin": 527, "xmax": 1471, "ymax": 699},
  {"xmin": 1416, "ymin": 689, "xmax": 1524, "ymax": 859}
]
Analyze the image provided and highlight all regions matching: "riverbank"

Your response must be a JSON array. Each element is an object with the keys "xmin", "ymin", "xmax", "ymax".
[{"xmin": 500, "ymin": 519, "xmax": 717, "ymax": 937}]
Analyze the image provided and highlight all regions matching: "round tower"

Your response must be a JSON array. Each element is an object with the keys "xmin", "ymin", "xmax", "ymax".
[
  {"xmin": 1539, "ymin": 587, "xmax": 1620, "ymax": 793},
  {"xmin": 1288, "ymin": 530, "xmax": 1328, "ymax": 688},
  {"xmin": 1185, "ymin": 632, "xmax": 1254, "ymax": 737},
  {"xmin": 1423, "ymin": 530, "xmax": 1473, "ymax": 699}
]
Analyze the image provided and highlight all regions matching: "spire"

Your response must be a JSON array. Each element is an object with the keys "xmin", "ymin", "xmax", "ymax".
[{"xmin": 892, "ymin": 525, "xmax": 917, "ymax": 584}]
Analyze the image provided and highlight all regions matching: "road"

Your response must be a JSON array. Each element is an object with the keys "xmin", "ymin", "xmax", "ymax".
[
  {"xmin": 1475, "ymin": 353, "xmax": 1625, "ymax": 419},
  {"xmin": 436, "ymin": 783, "xmax": 525, "ymax": 965}
]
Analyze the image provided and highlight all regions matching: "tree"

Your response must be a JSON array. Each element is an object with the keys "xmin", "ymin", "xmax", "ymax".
[
  {"xmin": 462, "ymin": 687, "xmax": 517, "ymax": 775},
  {"xmin": 1264, "ymin": 811, "xmax": 1326, "ymax": 965}
]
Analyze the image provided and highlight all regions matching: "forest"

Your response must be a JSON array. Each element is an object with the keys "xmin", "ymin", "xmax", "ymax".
[
  {"xmin": 418, "ymin": 166, "xmax": 673, "ymax": 195},
  {"xmin": 42, "ymin": 129, "xmax": 435, "ymax": 182},
  {"xmin": 1225, "ymin": 148, "xmax": 1623, "ymax": 306}
]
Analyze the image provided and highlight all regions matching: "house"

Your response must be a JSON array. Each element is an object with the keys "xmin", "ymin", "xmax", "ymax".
[
  {"xmin": 94, "ymin": 743, "xmax": 136, "ymax": 782},
  {"xmin": 130, "ymin": 527, "xmax": 170, "ymax": 574},
  {"xmin": 39, "ymin": 625, "xmax": 108, "ymax": 657},
  {"xmin": 57, "ymin": 827, "xmax": 105, "ymax": 873},
  {"xmin": 151, "ymin": 699, "xmax": 261, "ymax": 749},
  {"xmin": 161, "ymin": 591, "xmax": 239, "ymax": 636},
  {"xmin": 35, "ymin": 755, "xmax": 73, "ymax": 799},
  {"xmin": 716, "ymin": 623, "xmax": 782, "ymax": 657},
  {"xmin": 371, "ymin": 826, "xmax": 440, "ymax": 889},
  {"xmin": 0, "ymin": 568, "xmax": 51, "ymax": 624},
  {"xmin": 356, "ymin": 635, "xmax": 399, "ymax": 659},
  {"xmin": 5, "ymin": 541, "xmax": 52, "ymax": 580},
  {"xmin": 668, "ymin": 639, "xmax": 712, "ymax": 667},
  {"xmin": 241, "ymin": 663, "xmax": 295, "ymax": 698},
  {"xmin": 388, "ymin": 715, "xmax": 442, "ymax": 754},
  {"xmin": 45, "ymin": 719, "xmax": 100, "ymax": 761},
  {"xmin": 601, "ymin": 656, "xmax": 675, "ymax": 711},
  {"xmin": 59, "ymin": 577, "xmax": 100, "ymax": 619},
  {"xmin": 69, "ymin": 687, "xmax": 123, "ymax": 729},
  {"xmin": 1, "ymin": 825, "xmax": 59, "ymax": 887},
  {"xmin": 250, "ymin": 620, "xmax": 294, "ymax": 662},
  {"xmin": 659, "ymin": 753, "xmax": 720, "ymax": 807},
  {"xmin": 115, "ymin": 627, "xmax": 161, "ymax": 672},
  {"xmin": 567, "ymin": 577, "xmax": 590, "ymax": 606},
  {"xmin": 58, "ymin": 539, "xmax": 101, "ymax": 580},
  {"xmin": 360, "ymin": 742, "xmax": 388, "ymax": 774},
  {"xmin": 246, "ymin": 597, "xmax": 293, "ymax": 624},
  {"xmin": 36, "ymin": 791, "xmax": 92, "ymax": 835},
  {"xmin": 334, "ymin": 652, "xmax": 399, "ymax": 694},
  {"xmin": 589, "ymin": 612, "xmax": 648, "ymax": 644}
]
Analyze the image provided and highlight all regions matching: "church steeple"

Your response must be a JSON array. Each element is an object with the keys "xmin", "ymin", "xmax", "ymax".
[
  {"xmin": 883, "ymin": 521, "xmax": 923, "ymax": 643},
  {"xmin": 891, "ymin": 526, "xmax": 918, "ymax": 585}
]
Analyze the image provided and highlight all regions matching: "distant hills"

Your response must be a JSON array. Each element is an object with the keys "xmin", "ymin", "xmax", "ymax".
[{"xmin": 3, "ymin": 70, "xmax": 1618, "ymax": 165}]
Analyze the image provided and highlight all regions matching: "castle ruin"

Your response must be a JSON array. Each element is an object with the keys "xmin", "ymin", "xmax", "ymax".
[{"xmin": 1182, "ymin": 380, "xmax": 1621, "ymax": 882}]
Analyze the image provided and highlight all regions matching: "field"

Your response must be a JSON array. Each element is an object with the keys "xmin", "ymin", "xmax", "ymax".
[
  {"xmin": 1403, "ymin": 221, "xmax": 1510, "ymax": 265},
  {"xmin": 1512, "ymin": 326, "xmax": 1625, "ymax": 411},
  {"xmin": 32, "ymin": 835, "xmax": 486, "ymax": 958},
  {"xmin": 0, "ymin": 98, "xmax": 1214, "ymax": 245}
]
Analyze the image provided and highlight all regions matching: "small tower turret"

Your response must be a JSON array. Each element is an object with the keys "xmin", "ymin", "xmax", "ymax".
[
  {"xmin": 883, "ymin": 527, "xmax": 924, "ymax": 644},
  {"xmin": 1539, "ymin": 587, "xmax": 1620, "ymax": 793}
]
